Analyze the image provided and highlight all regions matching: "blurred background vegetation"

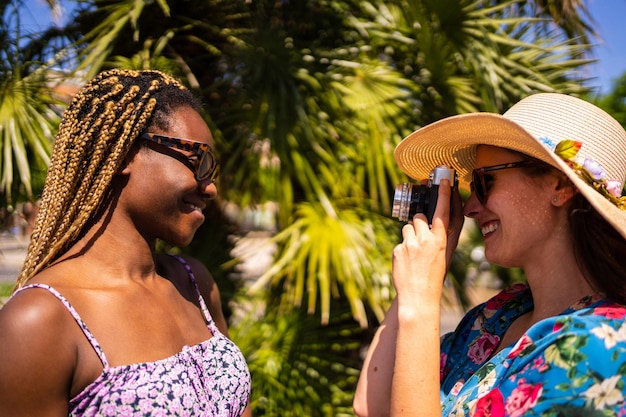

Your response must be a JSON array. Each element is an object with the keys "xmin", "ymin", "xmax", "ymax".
[{"xmin": 1, "ymin": 0, "xmax": 625, "ymax": 415}]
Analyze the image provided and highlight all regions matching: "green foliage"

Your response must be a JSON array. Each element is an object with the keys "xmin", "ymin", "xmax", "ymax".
[
  {"xmin": 594, "ymin": 71, "xmax": 626, "ymax": 130},
  {"xmin": 230, "ymin": 298, "xmax": 363, "ymax": 417},
  {"xmin": 0, "ymin": 282, "xmax": 12, "ymax": 298},
  {"xmin": 0, "ymin": 281, "xmax": 12, "ymax": 307},
  {"xmin": 0, "ymin": 72, "xmax": 57, "ymax": 203},
  {"xmin": 248, "ymin": 202, "xmax": 396, "ymax": 326},
  {"xmin": 0, "ymin": 1, "xmax": 64, "ymax": 206}
]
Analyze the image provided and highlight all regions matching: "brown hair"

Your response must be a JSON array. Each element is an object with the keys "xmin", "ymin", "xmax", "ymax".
[
  {"xmin": 569, "ymin": 195, "xmax": 626, "ymax": 303},
  {"xmin": 15, "ymin": 69, "xmax": 202, "ymax": 289}
]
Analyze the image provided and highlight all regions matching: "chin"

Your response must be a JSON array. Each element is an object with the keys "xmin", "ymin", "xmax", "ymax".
[
  {"xmin": 483, "ymin": 250, "xmax": 506, "ymax": 268},
  {"xmin": 178, "ymin": 234, "xmax": 196, "ymax": 248},
  {"xmin": 484, "ymin": 253, "xmax": 518, "ymax": 269},
  {"xmin": 162, "ymin": 229, "xmax": 197, "ymax": 248}
]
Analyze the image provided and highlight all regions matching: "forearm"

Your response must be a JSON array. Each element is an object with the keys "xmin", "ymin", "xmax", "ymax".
[
  {"xmin": 354, "ymin": 299, "xmax": 399, "ymax": 417},
  {"xmin": 391, "ymin": 298, "xmax": 441, "ymax": 417},
  {"xmin": 359, "ymin": 181, "xmax": 454, "ymax": 416}
]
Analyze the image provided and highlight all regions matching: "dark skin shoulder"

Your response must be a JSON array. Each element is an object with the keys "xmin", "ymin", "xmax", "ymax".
[
  {"xmin": 0, "ymin": 257, "xmax": 239, "ymax": 416},
  {"xmin": 0, "ymin": 287, "xmax": 87, "ymax": 416}
]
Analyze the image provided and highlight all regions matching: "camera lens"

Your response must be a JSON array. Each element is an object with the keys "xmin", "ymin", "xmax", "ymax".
[
  {"xmin": 392, "ymin": 183, "xmax": 410, "ymax": 221},
  {"xmin": 392, "ymin": 183, "xmax": 427, "ymax": 222},
  {"xmin": 391, "ymin": 166, "xmax": 456, "ymax": 223}
]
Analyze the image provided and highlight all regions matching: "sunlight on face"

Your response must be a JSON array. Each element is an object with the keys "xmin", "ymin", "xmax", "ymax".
[{"xmin": 472, "ymin": 146, "xmax": 560, "ymax": 268}]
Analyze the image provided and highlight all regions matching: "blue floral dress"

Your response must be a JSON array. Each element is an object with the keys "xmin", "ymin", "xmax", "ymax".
[{"xmin": 440, "ymin": 283, "xmax": 626, "ymax": 416}]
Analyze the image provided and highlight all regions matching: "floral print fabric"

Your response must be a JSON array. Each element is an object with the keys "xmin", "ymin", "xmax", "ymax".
[
  {"xmin": 14, "ymin": 255, "xmax": 250, "ymax": 416},
  {"xmin": 440, "ymin": 283, "xmax": 626, "ymax": 416}
]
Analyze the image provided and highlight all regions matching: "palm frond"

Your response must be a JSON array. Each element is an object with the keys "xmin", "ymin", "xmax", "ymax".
[{"xmin": 249, "ymin": 202, "xmax": 395, "ymax": 326}]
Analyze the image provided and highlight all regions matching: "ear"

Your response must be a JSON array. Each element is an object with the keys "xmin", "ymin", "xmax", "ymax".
[{"xmin": 550, "ymin": 174, "xmax": 578, "ymax": 207}]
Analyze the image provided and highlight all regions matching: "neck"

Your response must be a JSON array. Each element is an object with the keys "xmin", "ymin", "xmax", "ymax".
[
  {"xmin": 56, "ymin": 210, "xmax": 158, "ymax": 282},
  {"xmin": 523, "ymin": 246, "xmax": 596, "ymax": 322}
]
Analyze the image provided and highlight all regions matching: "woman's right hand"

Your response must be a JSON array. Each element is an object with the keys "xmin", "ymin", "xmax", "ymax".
[
  {"xmin": 387, "ymin": 179, "xmax": 455, "ymax": 417},
  {"xmin": 446, "ymin": 183, "xmax": 465, "ymax": 268},
  {"xmin": 391, "ymin": 179, "xmax": 459, "ymax": 303}
]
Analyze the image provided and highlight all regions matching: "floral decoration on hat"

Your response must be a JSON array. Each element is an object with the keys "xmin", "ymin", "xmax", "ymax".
[{"xmin": 539, "ymin": 136, "xmax": 626, "ymax": 210}]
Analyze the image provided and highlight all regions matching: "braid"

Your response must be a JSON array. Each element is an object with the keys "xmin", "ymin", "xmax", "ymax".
[{"xmin": 15, "ymin": 69, "xmax": 199, "ymax": 289}]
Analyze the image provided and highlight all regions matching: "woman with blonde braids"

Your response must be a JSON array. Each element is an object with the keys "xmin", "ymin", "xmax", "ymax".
[{"xmin": 0, "ymin": 69, "xmax": 251, "ymax": 416}]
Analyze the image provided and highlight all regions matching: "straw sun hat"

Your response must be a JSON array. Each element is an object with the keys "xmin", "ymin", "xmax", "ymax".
[{"xmin": 394, "ymin": 93, "xmax": 626, "ymax": 240}]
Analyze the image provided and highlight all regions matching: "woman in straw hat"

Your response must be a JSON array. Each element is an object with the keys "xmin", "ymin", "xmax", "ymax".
[
  {"xmin": 0, "ymin": 69, "xmax": 251, "ymax": 416},
  {"xmin": 354, "ymin": 93, "xmax": 626, "ymax": 416}
]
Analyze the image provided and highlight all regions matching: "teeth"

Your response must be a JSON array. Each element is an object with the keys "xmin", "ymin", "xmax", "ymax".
[
  {"xmin": 481, "ymin": 223, "xmax": 498, "ymax": 236},
  {"xmin": 190, "ymin": 204, "xmax": 202, "ymax": 212}
]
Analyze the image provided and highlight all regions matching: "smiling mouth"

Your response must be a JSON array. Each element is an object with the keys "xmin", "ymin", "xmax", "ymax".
[
  {"xmin": 481, "ymin": 222, "xmax": 498, "ymax": 236},
  {"xmin": 183, "ymin": 200, "xmax": 205, "ymax": 213}
]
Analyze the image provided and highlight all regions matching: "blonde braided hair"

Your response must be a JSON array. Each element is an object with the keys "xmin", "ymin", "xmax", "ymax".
[{"xmin": 15, "ymin": 68, "xmax": 201, "ymax": 289}]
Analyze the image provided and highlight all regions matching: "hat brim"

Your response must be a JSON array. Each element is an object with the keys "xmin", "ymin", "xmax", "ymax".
[
  {"xmin": 394, "ymin": 113, "xmax": 562, "ymax": 188},
  {"xmin": 394, "ymin": 112, "xmax": 626, "ymax": 241}
]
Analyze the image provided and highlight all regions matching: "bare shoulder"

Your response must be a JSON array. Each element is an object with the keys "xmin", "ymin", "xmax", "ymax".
[
  {"xmin": 0, "ymin": 287, "xmax": 76, "ymax": 414},
  {"xmin": 0, "ymin": 286, "xmax": 76, "ymax": 346}
]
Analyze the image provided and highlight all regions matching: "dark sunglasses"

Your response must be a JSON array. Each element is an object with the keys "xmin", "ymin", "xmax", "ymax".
[
  {"xmin": 141, "ymin": 133, "xmax": 219, "ymax": 182},
  {"xmin": 470, "ymin": 160, "xmax": 534, "ymax": 204}
]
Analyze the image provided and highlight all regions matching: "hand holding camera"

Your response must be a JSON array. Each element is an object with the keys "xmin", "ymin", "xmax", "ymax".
[{"xmin": 391, "ymin": 165, "xmax": 457, "ymax": 224}]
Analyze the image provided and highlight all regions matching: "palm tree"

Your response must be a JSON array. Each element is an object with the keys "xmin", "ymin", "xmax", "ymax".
[
  {"xmin": 520, "ymin": 0, "xmax": 595, "ymax": 43},
  {"xmin": 0, "ymin": 0, "xmax": 73, "ymax": 229}
]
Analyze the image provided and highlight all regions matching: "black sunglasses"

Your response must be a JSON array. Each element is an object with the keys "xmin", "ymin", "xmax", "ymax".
[
  {"xmin": 141, "ymin": 133, "xmax": 219, "ymax": 182},
  {"xmin": 470, "ymin": 160, "xmax": 534, "ymax": 204}
]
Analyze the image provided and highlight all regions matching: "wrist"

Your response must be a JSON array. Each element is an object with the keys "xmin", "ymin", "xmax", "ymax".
[{"xmin": 396, "ymin": 296, "xmax": 441, "ymax": 324}]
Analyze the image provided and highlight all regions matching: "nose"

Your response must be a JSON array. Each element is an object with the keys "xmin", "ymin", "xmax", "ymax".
[
  {"xmin": 199, "ymin": 179, "xmax": 218, "ymax": 199},
  {"xmin": 463, "ymin": 191, "xmax": 480, "ymax": 218}
]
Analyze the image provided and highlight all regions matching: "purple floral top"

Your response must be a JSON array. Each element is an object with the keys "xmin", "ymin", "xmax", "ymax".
[
  {"xmin": 14, "ymin": 255, "xmax": 250, "ymax": 416},
  {"xmin": 440, "ymin": 283, "xmax": 626, "ymax": 416}
]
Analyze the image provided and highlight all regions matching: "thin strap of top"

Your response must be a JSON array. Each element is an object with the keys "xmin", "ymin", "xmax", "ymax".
[
  {"xmin": 12, "ymin": 255, "xmax": 216, "ymax": 368},
  {"xmin": 166, "ymin": 254, "xmax": 219, "ymax": 334},
  {"xmin": 12, "ymin": 283, "xmax": 109, "ymax": 367}
]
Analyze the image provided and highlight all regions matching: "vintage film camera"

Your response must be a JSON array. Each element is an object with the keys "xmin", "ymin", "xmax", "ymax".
[{"xmin": 391, "ymin": 165, "xmax": 457, "ymax": 223}]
